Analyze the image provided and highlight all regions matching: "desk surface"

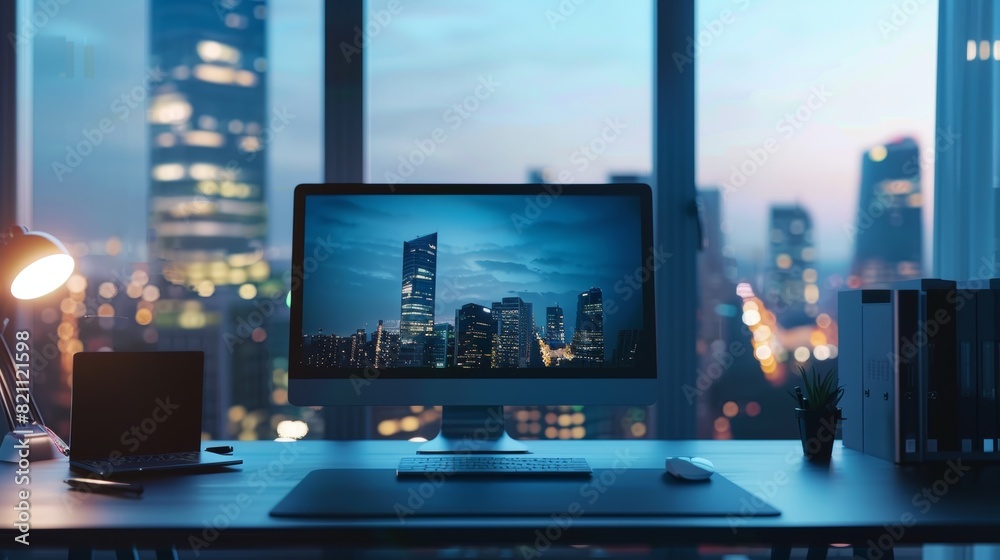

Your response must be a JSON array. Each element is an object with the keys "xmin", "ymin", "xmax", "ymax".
[{"xmin": 1, "ymin": 440, "xmax": 998, "ymax": 550}]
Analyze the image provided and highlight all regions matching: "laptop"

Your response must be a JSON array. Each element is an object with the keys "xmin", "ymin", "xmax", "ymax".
[{"xmin": 70, "ymin": 351, "xmax": 242, "ymax": 477}]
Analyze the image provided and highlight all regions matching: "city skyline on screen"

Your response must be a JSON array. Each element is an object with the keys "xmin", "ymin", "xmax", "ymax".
[{"xmin": 300, "ymin": 194, "xmax": 647, "ymax": 356}]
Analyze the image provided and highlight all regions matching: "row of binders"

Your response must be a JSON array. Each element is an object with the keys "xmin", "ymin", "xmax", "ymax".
[{"xmin": 839, "ymin": 278, "xmax": 1000, "ymax": 463}]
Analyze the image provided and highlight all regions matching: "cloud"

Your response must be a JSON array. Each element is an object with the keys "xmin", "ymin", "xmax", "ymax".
[{"xmin": 474, "ymin": 260, "xmax": 538, "ymax": 274}]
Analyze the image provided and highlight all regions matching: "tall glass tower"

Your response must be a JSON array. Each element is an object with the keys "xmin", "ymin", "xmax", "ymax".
[
  {"xmin": 849, "ymin": 137, "xmax": 923, "ymax": 288},
  {"xmin": 146, "ymin": 0, "xmax": 269, "ymax": 437},
  {"xmin": 431, "ymin": 323, "xmax": 455, "ymax": 368},
  {"xmin": 545, "ymin": 305, "xmax": 565, "ymax": 346},
  {"xmin": 764, "ymin": 204, "xmax": 817, "ymax": 327},
  {"xmin": 492, "ymin": 296, "xmax": 533, "ymax": 368},
  {"xmin": 571, "ymin": 287, "xmax": 605, "ymax": 365},
  {"xmin": 455, "ymin": 303, "xmax": 494, "ymax": 369},
  {"xmin": 399, "ymin": 232, "xmax": 437, "ymax": 366},
  {"xmin": 148, "ymin": 0, "xmax": 269, "ymax": 287}
]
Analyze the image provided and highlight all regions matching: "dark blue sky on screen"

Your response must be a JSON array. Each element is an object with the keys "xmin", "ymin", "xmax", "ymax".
[{"xmin": 300, "ymin": 193, "xmax": 647, "ymax": 347}]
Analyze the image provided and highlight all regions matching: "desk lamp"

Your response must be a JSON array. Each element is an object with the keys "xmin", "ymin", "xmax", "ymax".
[{"xmin": 0, "ymin": 226, "xmax": 74, "ymax": 462}]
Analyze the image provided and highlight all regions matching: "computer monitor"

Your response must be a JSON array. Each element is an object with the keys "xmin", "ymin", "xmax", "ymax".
[{"xmin": 288, "ymin": 183, "xmax": 658, "ymax": 453}]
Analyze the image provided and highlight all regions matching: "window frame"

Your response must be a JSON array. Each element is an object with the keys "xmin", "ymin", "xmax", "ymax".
[{"xmin": 1, "ymin": 0, "xmax": 15, "ymax": 230}]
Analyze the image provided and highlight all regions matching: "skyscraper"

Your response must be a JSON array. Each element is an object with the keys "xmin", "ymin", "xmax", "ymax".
[
  {"xmin": 147, "ymin": 0, "xmax": 270, "ymax": 438},
  {"xmin": 348, "ymin": 328, "xmax": 368, "ymax": 367},
  {"xmin": 764, "ymin": 204, "xmax": 818, "ymax": 327},
  {"xmin": 398, "ymin": 232, "xmax": 437, "ymax": 366},
  {"xmin": 492, "ymin": 297, "xmax": 534, "ymax": 368},
  {"xmin": 455, "ymin": 303, "xmax": 494, "ymax": 369},
  {"xmin": 371, "ymin": 319, "xmax": 399, "ymax": 369},
  {"xmin": 936, "ymin": 4, "xmax": 993, "ymax": 280},
  {"xmin": 571, "ymin": 288, "xmax": 605, "ymax": 365},
  {"xmin": 545, "ymin": 305, "xmax": 565, "ymax": 346},
  {"xmin": 148, "ymin": 0, "xmax": 269, "ymax": 288},
  {"xmin": 849, "ymin": 137, "xmax": 923, "ymax": 288},
  {"xmin": 431, "ymin": 323, "xmax": 455, "ymax": 368},
  {"xmin": 613, "ymin": 328, "xmax": 641, "ymax": 368}
]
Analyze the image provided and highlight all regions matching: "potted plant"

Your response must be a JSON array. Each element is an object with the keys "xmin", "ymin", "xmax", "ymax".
[{"xmin": 789, "ymin": 366, "xmax": 844, "ymax": 461}]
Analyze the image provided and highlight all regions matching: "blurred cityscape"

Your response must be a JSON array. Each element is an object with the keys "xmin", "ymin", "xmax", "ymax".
[{"xmin": 23, "ymin": 0, "xmax": 929, "ymax": 443}]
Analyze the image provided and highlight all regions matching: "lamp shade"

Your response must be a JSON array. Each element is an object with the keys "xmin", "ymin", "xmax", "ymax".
[{"xmin": 2, "ymin": 227, "xmax": 75, "ymax": 300}]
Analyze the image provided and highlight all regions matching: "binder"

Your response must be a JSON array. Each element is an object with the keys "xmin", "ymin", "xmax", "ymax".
[
  {"xmin": 838, "ymin": 289, "xmax": 865, "ymax": 452},
  {"xmin": 954, "ymin": 287, "xmax": 979, "ymax": 455},
  {"xmin": 860, "ymin": 290, "xmax": 895, "ymax": 462},
  {"xmin": 922, "ymin": 286, "xmax": 959, "ymax": 456},
  {"xmin": 894, "ymin": 288, "xmax": 922, "ymax": 462},
  {"xmin": 841, "ymin": 281, "xmax": 998, "ymax": 464},
  {"xmin": 979, "ymin": 288, "xmax": 999, "ymax": 456}
]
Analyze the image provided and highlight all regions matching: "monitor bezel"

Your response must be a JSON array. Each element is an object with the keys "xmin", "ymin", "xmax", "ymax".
[{"xmin": 287, "ymin": 183, "xmax": 659, "ymax": 406}]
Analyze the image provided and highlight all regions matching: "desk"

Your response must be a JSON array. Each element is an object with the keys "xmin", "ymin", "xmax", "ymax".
[{"xmin": 1, "ymin": 440, "xmax": 998, "ymax": 554}]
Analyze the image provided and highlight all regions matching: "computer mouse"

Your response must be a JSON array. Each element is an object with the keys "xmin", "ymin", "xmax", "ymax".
[{"xmin": 665, "ymin": 456, "xmax": 715, "ymax": 481}]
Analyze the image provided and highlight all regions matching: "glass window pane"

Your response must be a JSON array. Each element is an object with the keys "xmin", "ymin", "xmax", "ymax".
[
  {"xmin": 695, "ymin": 0, "xmax": 937, "ymax": 438},
  {"xmin": 20, "ymin": 0, "xmax": 322, "ymax": 440},
  {"xmin": 364, "ymin": 0, "xmax": 653, "ymax": 440}
]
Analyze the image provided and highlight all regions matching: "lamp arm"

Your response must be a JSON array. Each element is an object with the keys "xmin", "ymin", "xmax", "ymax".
[{"xmin": 0, "ymin": 319, "xmax": 22, "ymax": 430}]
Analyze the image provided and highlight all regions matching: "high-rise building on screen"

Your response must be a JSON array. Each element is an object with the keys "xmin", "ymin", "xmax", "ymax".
[
  {"xmin": 455, "ymin": 303, "xmax": 494, "ymax": 369},
  {"xmin": 545, "ymin": 305, "xmax": 565, "ymax": 346},
  {"xmin": 399, "ymin": 232, "xmax": 437, "ymax": 366},
  {"xmin": 764, "ymin": 204, "xmax": 818, "ymax": 327},
  {"xmin": 431, "ymin": 323, "xmax": 455, "ymax": 368},
  {"xmin": 613, "ymin": 328, "xmax": 640, "ymax": 368},
  {"xmin": 492, "ymin": 297, "xmax": 534, "ymax": 368},
  {"xmin": 850, "ymin": 137, "xmax": 923, "ymax": 288},
  {"xmin": 571, "ymin": 287, "xmax": 605, "ymax": 364},
  {"xmin": 371, "ymin": 320, "xmax": 400, "ymax": 369}
]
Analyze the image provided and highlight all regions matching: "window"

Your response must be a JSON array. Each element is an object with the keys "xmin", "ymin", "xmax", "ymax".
[
  {"xmin": 364, "ymin": 0, "xmax": 654, "ymax": 440},
  {"xmin": 18, "ymin": 0, "xmax": 322, "ymax": 439},
  {"xmin": 694, "ymin": 0, "xmax": 938, "ymax": 438}
]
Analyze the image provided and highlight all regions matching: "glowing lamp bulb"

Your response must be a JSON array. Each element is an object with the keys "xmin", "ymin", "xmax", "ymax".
[{"xmin": 10, "ymin": 254, "xmax": 75, "ymax": 300}]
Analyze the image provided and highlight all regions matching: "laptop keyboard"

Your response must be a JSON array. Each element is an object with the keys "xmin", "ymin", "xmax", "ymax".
[
  {"xmin": 78, "ymin": 451, "xmax": 200, "ymax": 468},
  {"xmin": 120, "ymin": 451, "xmax": 199, "ymax": 464},
  {"xmin": 397, "ymin": 456, "xmax": 592, "ymax": 477}
]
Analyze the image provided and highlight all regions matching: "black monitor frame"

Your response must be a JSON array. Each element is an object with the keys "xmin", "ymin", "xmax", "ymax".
[{"xmin": 287, "ymin": 183, "xmax": 659, "ymax": 410}]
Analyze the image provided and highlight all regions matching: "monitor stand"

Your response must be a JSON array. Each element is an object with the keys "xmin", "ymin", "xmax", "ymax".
[{"xmin": 417, "ymin": 405, "xmax": 529, "ymax": 454}]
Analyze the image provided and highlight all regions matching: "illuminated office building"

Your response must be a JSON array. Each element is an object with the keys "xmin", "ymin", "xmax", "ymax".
[
  {"xmin": 571, "ymin": 288, "xmax": 605, "ymax": 365},
  {"xmin": 431, "ymin": 323, "xmax": 455, "ymax": 368},
  {"xmin": 148, "ymin": 0, "xmax": 269, "ymax": 288},
  {"xmin": 492, "ymin": 297, "xmax": 534, "ymax": 368},
  {"xmin": 348, "ymin": 329, "xmax": 368, "ymax": 367},
  {"xmin": 613, "ymin": 328, "xmax": 641, "ymax": 368},
  {"xmin": 545, "ymin": 305, "xmax": 565, "ymax": 346},
  {"xmin": 764, "ymin": 204, "xmax": 817, "ymax": 327},
  {"xmin": 398, "ymin": 233, "xmax": 438, "ymax": 366},
  {"xmin": 146, "ymin": 1, "xmax": 271, "ymax": 438},
  {"xmin": 371, "ymin": 320, "xmax": 399, "ymax": 369},
  {"xmin": 849, "ymin": 137, "xmax": 923, "ymax": 288},
  {"xmin": 455, "ymin": 303, "xmax": 494, "ymax": 369}
]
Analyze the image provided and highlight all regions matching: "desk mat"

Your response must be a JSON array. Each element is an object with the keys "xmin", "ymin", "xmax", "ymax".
[{"xmin": 269, "ymin": 468, "xmax": 780, "ymax": 518}]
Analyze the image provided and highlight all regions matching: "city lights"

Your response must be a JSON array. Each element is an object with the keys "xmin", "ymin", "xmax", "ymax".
[
  {"xmin": 196, "ymin": 40, "xmax": 240, "ymax": 64},
  {"xmin": 148, "ymin": 93, "xmax": 192, "ymax": 125},
  {"xmin": 869, "ymin": 145, "xmax": 888, "ymax": 162},
  {"xmin": 275, "ymin": 420, "xmax": 308, "ymax": 440}
]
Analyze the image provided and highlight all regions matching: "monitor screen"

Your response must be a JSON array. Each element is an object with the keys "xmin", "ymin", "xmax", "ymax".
[{"xmin": 288, "ymin": 184, "xmax": 657, "ymax": 405}]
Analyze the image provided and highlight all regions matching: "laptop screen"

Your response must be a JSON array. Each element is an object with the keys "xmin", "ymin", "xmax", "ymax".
[{"xmin": 70, "ymin": 351, "xmax": 204, "ymax": 460}]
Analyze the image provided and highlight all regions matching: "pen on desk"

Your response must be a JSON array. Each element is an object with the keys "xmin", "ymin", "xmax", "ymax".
[
  {"xmin": 64, "ymin": 478, "xmax": 144, "ymax": 495},
  {"xmin": 206, "ymin": 445, "xmax": 234, "ymax": 454}
]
